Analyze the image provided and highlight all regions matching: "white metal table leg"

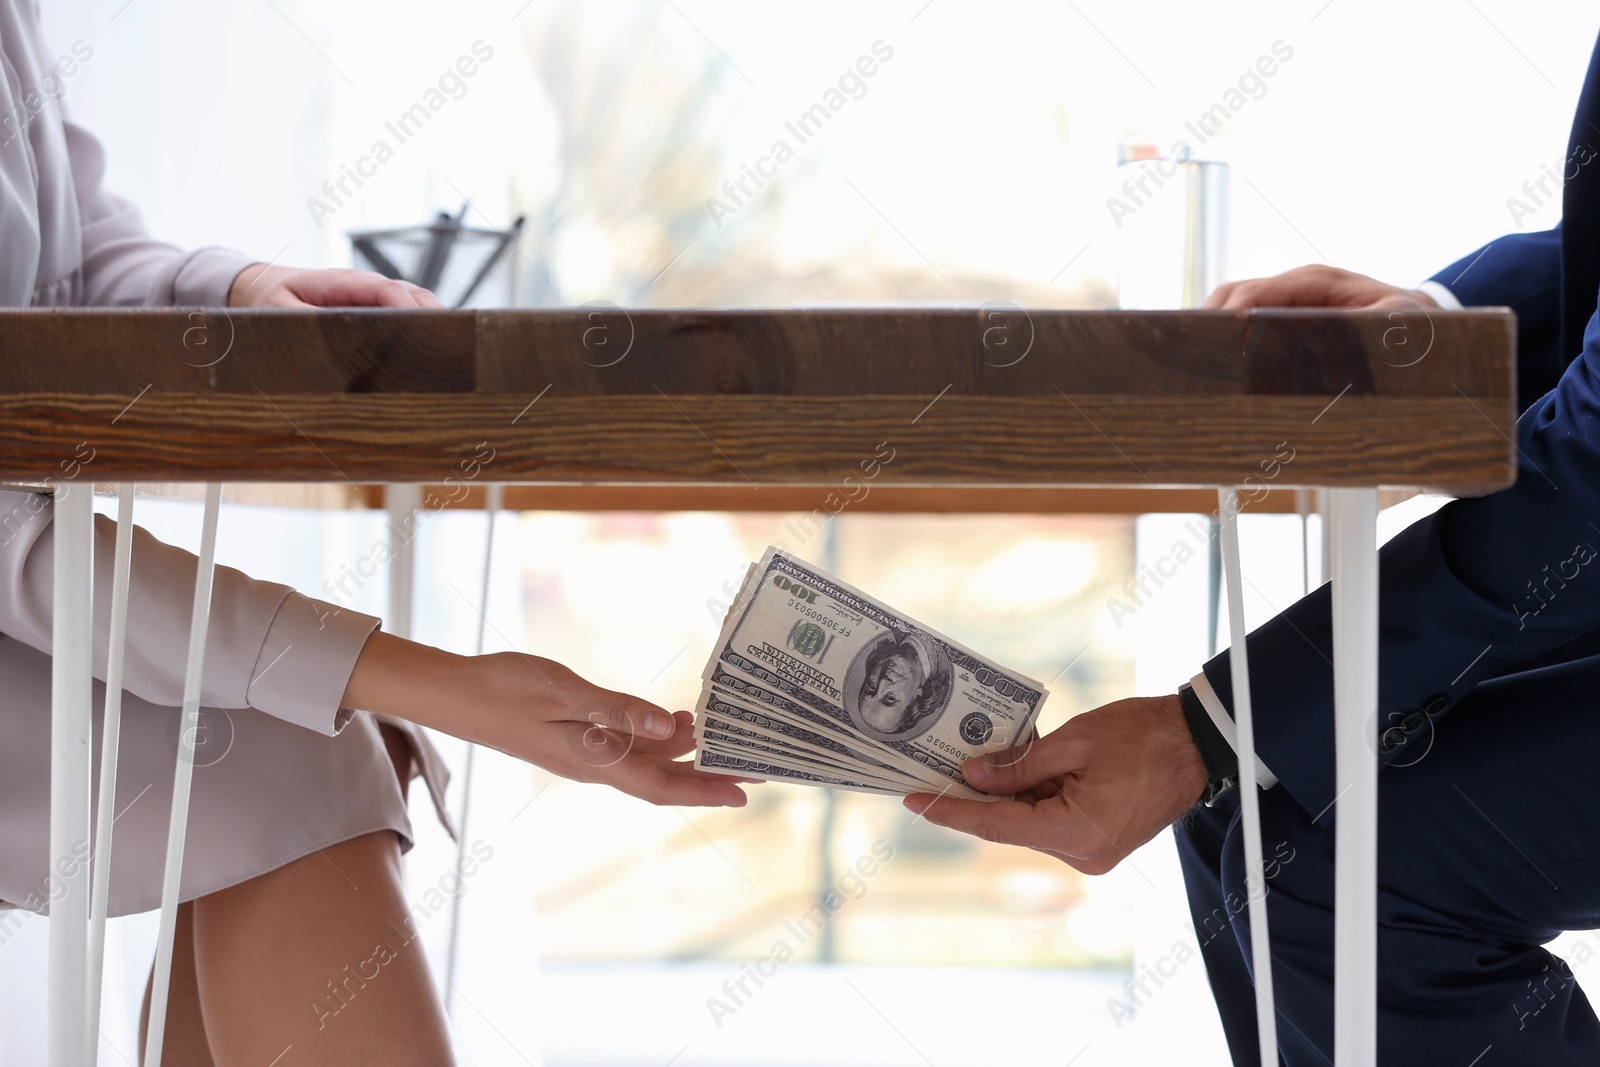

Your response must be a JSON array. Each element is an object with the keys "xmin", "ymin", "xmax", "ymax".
[
  {"xmin": 1318, "ymin": 488, "xmax": 1334, "ymax": 587},
  {"xmin": 386, "ymin": 484, "xmax": 421, "ymax": 640},
  {"xmin": 1217, "ymin": 488, "xmax": 1279, "ymax": 1064},
  {"xmin": 48, "ymin": 480, "xmax": 95, "ymax": 1067},
  {"xmin": 142, "ymin": 484, "xmax": 223, "ymax": 1067},
  {"xmin": 1295, "ymin": 487, "xmax": 1313, "ymax": 596},
  {"xmin": 444, "ymin": 482, "xmax": 502, "ymax": 1016},
  {"xmin": 85, "ymin": 486, "xmax": 135, "ymax": 1065},
  {"xmin": 1328, "ymin": 487, "xmax": 1379, "ymax": 1067}
]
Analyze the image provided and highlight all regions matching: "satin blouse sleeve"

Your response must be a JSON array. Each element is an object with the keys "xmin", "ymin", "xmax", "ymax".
[
  {"xmin": 0, "ymin": 488, "xmax": 379, "ymax": 734},
  {"xmin": 61, "ymin": 116, "xmax": 254, "ymax": 307}
]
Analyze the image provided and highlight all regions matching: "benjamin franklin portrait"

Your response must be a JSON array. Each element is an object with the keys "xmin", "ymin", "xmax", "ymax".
[{"xmin": 845, "ymin": 628, "xmax": 953, "ymax": 740}]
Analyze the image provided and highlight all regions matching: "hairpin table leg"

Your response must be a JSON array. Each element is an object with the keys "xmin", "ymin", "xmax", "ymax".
[
  {"xmin": 47, "ymin": 480, "xmax": 95, "ymax": 1067},
  {"xmin": 1217, "ymin": 487, "xmax": 1279, "ymax": 1064},
  {"xmin": 444, "ymin": 482, "xmax": 502, "ymax": 1015},
  {"xmin": 142, "ymin": 484, "xmax": 222, "ymax": 1067},
  {"xmin": 1328, "ymin": 487, "xmax": 1379, "ymax": 1067},
  {"xmin": 84, "ymin": 486, "xmax": 134, "ymax": 1065}
]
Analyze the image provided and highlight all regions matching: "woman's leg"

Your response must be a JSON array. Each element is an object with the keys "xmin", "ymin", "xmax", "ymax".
[
  {"xmin": 190, "ymin": 827, "xmax": 454, "ymax": 1066},
  {"xmin": 136, "ymin": 722, "xmax": 442, "ymax": 1065},
  {"xmin": 139, "ymin": 902, "xmax": 216, "ymax": 1066}
]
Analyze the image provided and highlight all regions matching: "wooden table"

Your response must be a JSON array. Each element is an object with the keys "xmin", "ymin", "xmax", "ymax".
[
  {"xmin": 5, "ymin": 306, "xmax": 1515, "ymax": 1067},
  {"xmin": 0, "ymin": 306, "xmax": 1510, "ymax": 487}
]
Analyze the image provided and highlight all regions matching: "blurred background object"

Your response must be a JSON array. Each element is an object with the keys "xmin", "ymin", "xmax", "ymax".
[
  {"xmin": 1114, "ymin": 141, "xmax": 1230, "ymax": 310},
  {"xmin": 350, "ymin": 207, "xmax": 526, "ymax": 307}
]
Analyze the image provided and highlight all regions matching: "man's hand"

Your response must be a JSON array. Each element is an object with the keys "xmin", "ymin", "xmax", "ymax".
[
  {"xmin": 228, "ymin": 264, "xmax": 444, "ymax": 309},
  {"xmin": 1204, "ymin": 263, "xmax": 1438, "ymax": 311},
  {"xmin": 904, "ymin": 696, "xmax": 1208, "ymax": 875}
]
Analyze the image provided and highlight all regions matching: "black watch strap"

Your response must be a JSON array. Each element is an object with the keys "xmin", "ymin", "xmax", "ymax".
[{"xmin": 1179, "ymin": 683, "xmax": 1240, "ymax": 804}]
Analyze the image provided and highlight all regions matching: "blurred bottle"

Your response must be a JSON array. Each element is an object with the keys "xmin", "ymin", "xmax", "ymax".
[{"xmin": 1114, "ymin": 141, "xmax": 1229, "ymax": 309}]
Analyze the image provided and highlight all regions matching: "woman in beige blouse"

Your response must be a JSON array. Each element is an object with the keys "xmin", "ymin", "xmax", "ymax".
[{"xmin": 0, "ymin": 2, "xmax": 746, "ymax": 1063}]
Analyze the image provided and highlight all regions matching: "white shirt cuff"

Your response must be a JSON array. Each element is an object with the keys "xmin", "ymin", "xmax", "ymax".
[
  {"xmin": 1189, "ymin": 672, "xmax": 1279, "ymax": 790},
  {"xmin": 1415, "ymin": 279, "xmax": 1462, "ymax": 310}
]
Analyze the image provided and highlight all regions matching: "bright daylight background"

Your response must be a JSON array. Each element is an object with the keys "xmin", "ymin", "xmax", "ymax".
[{"xmin": 0, "ymin": 1, "xmax": 1597, "ymax": 1064}]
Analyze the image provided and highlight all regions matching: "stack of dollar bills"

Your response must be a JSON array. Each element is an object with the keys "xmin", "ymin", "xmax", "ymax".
[{"xmin": 695, "ymin": 547, "xmax": 1049, "ymax": 801}]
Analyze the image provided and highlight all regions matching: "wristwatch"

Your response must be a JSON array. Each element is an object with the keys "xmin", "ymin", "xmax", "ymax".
[{"xmin": 1179, "ymin": 683, "xmax": 1239, "ymax": 807}]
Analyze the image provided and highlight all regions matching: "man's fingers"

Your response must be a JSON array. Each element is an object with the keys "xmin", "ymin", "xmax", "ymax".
[
  {"xmin": 961, "ymin": 734, "xmax": 1080, "ymax": 794},
  {"xmin": 1370, "ymin": 291, "xmax": 1436, "ymax": 311},
  {"xmin": 1205, "ymin": 265, "xmax": 1329, "ymax": 309},
  {"xmin": 903, "ymin": 793, "xmax": 1052, "ymax": 848},
  {"xmin": 905, "ymin": 791, "xmax": 1116, "ymax": 872},
  {"xmin": 1204, "ymin": 264, "xmax": 1433, "ymax": 311},
  {"xmin": 1202, "ymin": 281, "xmax": 1236, "ymax": 309}
]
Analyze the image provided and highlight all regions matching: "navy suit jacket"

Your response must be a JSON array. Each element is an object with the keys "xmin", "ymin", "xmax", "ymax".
[{"xmin": 1201, "ymin": 34, "xmax": 1600, "ymax": 822}]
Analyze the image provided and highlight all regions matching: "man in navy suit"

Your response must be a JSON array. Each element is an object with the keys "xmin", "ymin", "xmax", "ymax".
[{"xmin": 906, "ymin": 33, "xmax": 1600, "ymax": 1067}]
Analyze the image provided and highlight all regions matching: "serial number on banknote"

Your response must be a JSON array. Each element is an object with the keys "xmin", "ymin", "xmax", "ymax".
[{"xmin": 788, "ymin": 599, "xmax": 853, "ymax": 637}]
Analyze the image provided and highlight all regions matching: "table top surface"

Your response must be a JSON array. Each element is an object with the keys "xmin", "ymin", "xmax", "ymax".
[{"xmin": 0, "ymin": 307, "xmax": 1516, "ymax": 492}]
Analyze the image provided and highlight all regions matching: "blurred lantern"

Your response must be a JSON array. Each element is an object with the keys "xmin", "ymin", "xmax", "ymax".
[{"xmin": 348, "ymin": 205, "xmax": 526, "ymax": 307}]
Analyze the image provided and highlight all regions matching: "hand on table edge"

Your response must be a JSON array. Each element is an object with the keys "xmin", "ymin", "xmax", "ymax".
[
  {"xmin": 228, "ymin": 263, "xmax": 445, "ymax": 309},
  {"xmin": 1203, "ymin": 263, "xmax": 1441, "ymax": 311},
  {"xmin": 342, "ymin": 631, "xmax": 750, "ymax": 808},
  {"xmin": 902, "ymin": 695, "xmax": 1208, "ymax": 875}
]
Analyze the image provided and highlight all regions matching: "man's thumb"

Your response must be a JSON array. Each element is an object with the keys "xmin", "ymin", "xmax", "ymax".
[{"xmin": 962, "ymin": 738, "xmax": 1074, "ymax": 794}]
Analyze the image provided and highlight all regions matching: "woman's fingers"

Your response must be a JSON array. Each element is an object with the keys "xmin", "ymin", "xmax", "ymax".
[
  {"xmin": 230, "ymin": 263, "xmax": 447, "ymax": 309},
  {"xmin": 604, "ymin": 752, "xmax": 750, "ymax": 807},
  {"xmin": 307, "ymin": 272, "xmax": 428, "ymax": 307},
  {"xmin": 406, "ymin": 282, "xmax": 446, "ymax": 308},
  {"xmin": 567, "ymin": 689, "xmax": 678, "ymax": 741},
  {"xmin": 625, "ymin": 712, "xmax": 700, "ymax": 758},
  {"xmin": 263, "ymin": 269, "xmax": 443, "ymax": 309},
  {"xmin": 556, "ymin": 703, "xmax": 694, "ymax": 775}
]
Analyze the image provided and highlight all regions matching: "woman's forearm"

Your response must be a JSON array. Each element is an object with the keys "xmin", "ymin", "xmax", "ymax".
[
  {"xmin": 341, "ymin": 631, "xmax": 478, "ymax": 735},
  {"xmin": 340, "ymin": 631, "xmax": 619, "ymax": 747},
  {"xmin": 336, "ymin": 630, "xmax": 746, "ymax": 807}
]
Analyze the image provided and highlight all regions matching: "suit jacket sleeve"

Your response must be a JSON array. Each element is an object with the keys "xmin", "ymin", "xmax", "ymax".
[
  {"xmin": 0, "ymin": 488, "xmax": 379, "ymax": 734},
  {"xmin": 1430, "ymin": 226, "xmax": 1564, "ymax": 411},
  {"xmin": 1200, "ymin": 305, "xmax": 1600, "ymax": 822}
]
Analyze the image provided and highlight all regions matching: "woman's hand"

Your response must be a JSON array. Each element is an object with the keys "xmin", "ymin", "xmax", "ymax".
[
  {"xmin": 343, "ymin": 632, "xmax": 748, "ymax": 807},
  {"xmin": 228, "ymin": 263, "xmax": 444, "ymax": 309}
]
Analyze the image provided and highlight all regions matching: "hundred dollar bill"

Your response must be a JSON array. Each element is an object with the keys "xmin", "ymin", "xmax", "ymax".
[
  {"xmin": 705, "ymin": 547, "xmax": 1048, "ymax": 787},
  {"xmin": 699, "ymin": 708, "xmax": 888, "ymax": 780},
  {"xmin": 699, "ymin": 737, "xmax": 911, "ymax": 793},
  {"xmin": 703, "ymin": 684, "xmax": 993, "ymax": 800},
  {"xmin": 696, "ymin": 712, "xmax": 909, "ymax": 788},
  {"xmin": 694, "ymin": 689, "xmax": 981, "ymax": 796},
  {"xmin": 701, "ymin": 689, "xmax": 910, "ymax": 779},
  {"xmin": 695, "ymin": 748, "xmax": 906, "ymax": 796},
  {"xmin": 706, "ymin": 676, "xmax": 944, "ymax": 783}
]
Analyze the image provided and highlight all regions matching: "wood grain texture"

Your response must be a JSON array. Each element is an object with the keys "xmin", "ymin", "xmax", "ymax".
[{"xmin": 0, "ymin": 308, "xmax": 1515, "ymax": 490}]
